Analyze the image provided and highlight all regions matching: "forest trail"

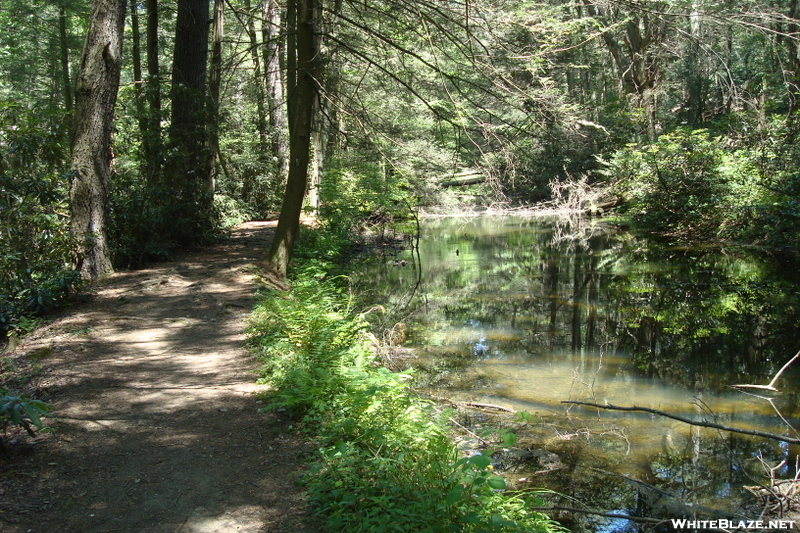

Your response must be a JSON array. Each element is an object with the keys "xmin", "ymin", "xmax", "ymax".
[{"xmin": 0, "ymin": 222, "xmax": 321, "ymax": 533}]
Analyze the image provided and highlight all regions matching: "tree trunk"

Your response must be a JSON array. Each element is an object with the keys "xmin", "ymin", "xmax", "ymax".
[
  {"xmin": 263, "ymin": 0, "xmax": 289, "ymax": 183},
  {"xmin": 169, "ymin": 0, "xmax": 210, "ymax": 194},
  {"xmin": 157, "ymin": 0, "xmax": 212, "ymax": 247},
  {"xmin": 70, "ymin": 0, "xmax": 126, "ymax": 281},
  {"xmin": 268, "ymin": 0, "xmax": 320, "ymax": 276},
  {"xmin": 145, "ymin": 0, "xmax": 161, "ymax": 183},
  {"xmin": 685, "ymin": 0, "xmax": 704, "ymax": 125},
  {"xmin": 207, "ymin": 0, "xmax": 224, "ymax": 194},
  {"xmin": 130, "ymin": 1, "xmax": 148, "ymax": 144},
  {"xmin": 243, "ymin": 0, "xmax": 269, "ymax": 152},
  {"xmin": 306, "ymin": 0, "xmax": 342, "ymax": 212},
  {"xmin": 58, "ymin": 4, "xmax": 73, "ymax": 113}
]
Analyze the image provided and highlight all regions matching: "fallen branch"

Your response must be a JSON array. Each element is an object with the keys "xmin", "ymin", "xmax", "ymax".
[
  {"xmin": 562, "ymin": 401, "xmax": 800, "ymax": 445},
  {"xmin": 463, "ymin": 402, "xmax": 515, "ymax": 413}
]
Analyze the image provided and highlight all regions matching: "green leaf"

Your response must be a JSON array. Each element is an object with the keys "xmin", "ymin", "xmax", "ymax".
[
  {"xmin": 468, "ymin": 454, "xmax": 491, "ymax": 470},
  {"xmin": 501, "ymin": 431, "xmax": 517, "ymax": 447},
  {"xmin": 486, "ymin": 476, "xmax": 506, "ymax": 490},
  {"xmin": 445, "ymin": 488, "xmax": 464, "ymax": 505},
  {"xmin": 23, "ymin": 403, "xmax": 42, "ymax": 429}
]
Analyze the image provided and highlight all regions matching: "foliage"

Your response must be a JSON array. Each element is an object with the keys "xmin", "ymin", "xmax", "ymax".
[
  {"xmin": 107, "ymin": 174, "xmax": 228, "ymax": 268},
  {"xmin": 0, "ymin": 386, "xmax": 51, "ymax": 445},
  {"xmin": 213, "ymin": 194, "xmax": 255, "ymax": 229},
  {"xmin": 106, "ymin": 175, "xmax": 176, "ymax": 268},
  {"xmin": 0, "ymin": 103, "xmax": 79, "ymax": 335},
  {"xmin": 604, "ymin": 129, "xmax": 760, "ymax": 239},
  {"xmin": 248, "ymin": 259, "xmax": 558, "ymax": 533},
  {"xmin": 602, "ymin": 121, "xmax": 800, "ymax": 253},
  {"xmin": 741, "ymin": 118, "xmax": 800, "ymax": 251},
  {"xmin": 292, "ymin": 160, "xmax": 414, "ymax": 273}
]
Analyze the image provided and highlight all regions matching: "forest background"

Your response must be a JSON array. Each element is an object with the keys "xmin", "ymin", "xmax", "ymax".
[{"xmin": 3, "ymin": 0, "xmax": 800, "ymax": 360}]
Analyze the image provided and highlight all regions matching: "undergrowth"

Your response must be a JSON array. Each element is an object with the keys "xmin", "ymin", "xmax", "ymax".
[{"xmin": 248, "ymin": 263, "xmax": 558, "ymax": 532}]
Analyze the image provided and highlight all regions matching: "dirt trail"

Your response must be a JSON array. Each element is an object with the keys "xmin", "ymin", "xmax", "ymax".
[{"xmin": 0, "ymin": 222, "xmax": 321, "ymax": 533}]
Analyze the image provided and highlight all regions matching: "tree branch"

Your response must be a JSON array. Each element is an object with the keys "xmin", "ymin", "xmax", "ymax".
[
  {"xmin": 562, "ymin": 401, "xmax": 800, "ymax": 445},
  {"xmin": 733, "ymin": 349, "xmax": 800, "ymax": 392}
]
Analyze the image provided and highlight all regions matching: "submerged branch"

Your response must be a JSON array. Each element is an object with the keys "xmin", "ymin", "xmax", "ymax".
[
  {"xmin": 530, "ymin": 506, "xmax": 667, "ymax": 525},
  {"xmin": 562, "ymin": 401, "xmax": 800, "ymax": 445}
]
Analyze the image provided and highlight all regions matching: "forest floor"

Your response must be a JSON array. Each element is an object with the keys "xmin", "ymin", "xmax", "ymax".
[{"xmin": 0, "ymin": 221, "xmax": 323, "ymax": 533}]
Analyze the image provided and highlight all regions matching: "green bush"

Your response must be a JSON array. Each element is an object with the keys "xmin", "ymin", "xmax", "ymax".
[
  {"xmin": 248, "ymin": 267, "xmax": 558, "ymax": 533},
  {"xmin": 607, "ymin": 129, "xmax": 729, "ymax": 237},
  {"xmin": 606, "ymin": 128, "xmax": 761, "ymax": 240},
  {"xmin": 0, "ymin": 386, "xmax": 51, "ymax": 448},
  {"xmin": 0, "ymin": 103, "xmax": 79, "ymax": 335},
  {"xmin": 741, "ymin": 118, "xmax": 800, "ymax": 251},
  {"xmin": 107, "ymin": 175, "xmax": 225, "ymax": 269}
]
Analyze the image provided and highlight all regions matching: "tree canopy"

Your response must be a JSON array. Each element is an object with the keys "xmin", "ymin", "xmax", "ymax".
[{"xmin": 2, "ymin": 0, "xmax": 800, "ymax": 325}]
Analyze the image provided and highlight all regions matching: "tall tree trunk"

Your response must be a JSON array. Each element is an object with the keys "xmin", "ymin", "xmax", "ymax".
[
  {"xmin": 207, "ymin": 0, "xmax": 224, "ymax": 194},
  {"xmin": 686, "ymin": 0, "xmax": 704, "ymax": 125},
  {"xmin": 58, "ymin": 4, "xmax": 73, "ymax": 114},
  {"xmin": 264, "ymin": 0, "xmax": 289, "ymax": 183},
  {"xmin": 145, "ymin": 0, "xmax": 161, "ymax": 183},
  {"xmin": 70, "ymin": 0, "xmax": 126, "ymax": 280},
  {"xmin": 268, "ymin": 0, "xmax": 320, "ymax": 276},
  {"xmin": 130, "ymin": 1, "xmax": 148, "ymax": 143},
  {"xmin": 306, "ymin": 0, "xmax": 341, "ymax": 212},
  {"xmin": 243, "ymin": 0, "xmax": 269, "ymax": 152},
  {"xmin": 169, "ymin": 0, "xmax": 210, "ymax": 196}
]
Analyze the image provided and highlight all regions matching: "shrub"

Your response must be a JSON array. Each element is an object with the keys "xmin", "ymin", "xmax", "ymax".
[
  {"xmin": 606, "ymin": 129, "xmax": 732, "ymax": 238},
  {"xmin": 248, "ymin": 268, "xmax": 558, "ymax": 533},
  {"xmin": 0, "ymin": 103, "xmax": 79, "ymax": 335},
  {"xmin": 0, "ymin": 386, "xmax": 51, "ymax": 449}
]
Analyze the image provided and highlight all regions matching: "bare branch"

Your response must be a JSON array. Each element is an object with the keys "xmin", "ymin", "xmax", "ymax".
[{"xmin": 562, "ymin": 400, "xmax": 800, "ymax": 445}]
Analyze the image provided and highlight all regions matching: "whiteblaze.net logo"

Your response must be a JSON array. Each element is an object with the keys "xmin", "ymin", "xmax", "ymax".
[{"xmin": 671, "ymin": 519, "xmax": 797, "ymax": 530}]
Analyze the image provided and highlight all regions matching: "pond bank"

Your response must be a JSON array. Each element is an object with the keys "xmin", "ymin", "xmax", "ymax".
[{"xmin": 351, "ymin": 213, "xmax": 800, "ymax": 532}]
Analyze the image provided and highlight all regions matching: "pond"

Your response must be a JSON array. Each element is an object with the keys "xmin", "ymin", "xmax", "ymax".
[{"xmin": 352, "ymin": 214, "xmax": 800, "ymax": 532}]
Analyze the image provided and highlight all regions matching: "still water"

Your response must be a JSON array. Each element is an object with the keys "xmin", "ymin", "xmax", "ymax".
[{"xmin": 352, "ymin": 214, "xmax": 800, "ymax": 531}]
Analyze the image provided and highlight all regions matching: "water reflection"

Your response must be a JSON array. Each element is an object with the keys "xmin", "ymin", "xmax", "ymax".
[{"xmin": 352, "ymin": 215, "xmax": 800, "ymax": 531}]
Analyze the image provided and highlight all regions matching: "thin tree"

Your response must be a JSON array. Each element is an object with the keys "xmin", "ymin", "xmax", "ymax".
[
  {"xmin": 268, "ymin": 0, "xmax": 321, "ymax": 276},
  {"xmin": 207, "ymin": 0, "xmax": 224, "ymax": 193},
  {"xmin": 145, "ymin": 0, "xmax": 161, "ymax": 183},
  {"xmin": 263, "ymin": 0, "xmax": 289, "ymax": 184},
  {"xmin": 70, "ymin": 0, "xmax": 126, "ymax": 280}
]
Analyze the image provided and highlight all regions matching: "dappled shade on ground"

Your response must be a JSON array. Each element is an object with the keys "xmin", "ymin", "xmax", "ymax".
[{"xmin": 0, "ymin": 222, "xmax": 322, "ymax": 533}]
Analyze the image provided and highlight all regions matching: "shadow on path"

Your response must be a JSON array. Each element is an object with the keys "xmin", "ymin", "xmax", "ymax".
[{"xmin": 1, "ymin": 222, "xmax": 322, "ymax": 533}]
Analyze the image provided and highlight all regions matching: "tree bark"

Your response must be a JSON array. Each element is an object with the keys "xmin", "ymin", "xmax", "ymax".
[
  {"xmin": 169, "ymin": 0, "xmax": 210, "ymax": 194},
  {"xmin": 268, "ymin": 0, "xmax": 321, "ymax": 276},
  {"xmin": 145, "ymin": 0, "xmax": 161, "ymax": 183},
  {"xmin": 58, "ymin": 4, "xmax": 73, "ymax": 113},
  {"xmin": 70, "ymin": 0, "xmax": 126, "ymax": 281},
  {"xmin": 263, "ymin": 0, "xmax": 289, "ymax": 182},
  {"xmin": 207, "ymin": 0, "xmax": 224, "ymax": 194}
]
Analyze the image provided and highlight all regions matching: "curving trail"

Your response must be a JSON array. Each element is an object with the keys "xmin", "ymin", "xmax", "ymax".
[{"xmin": 0, "ymin": 222, "xmax": 321, "ymax": 533}]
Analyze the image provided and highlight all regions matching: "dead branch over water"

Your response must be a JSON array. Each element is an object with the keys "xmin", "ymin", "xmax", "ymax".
[{"xmin": 562, "ymin": 401, "xmax": 800, "ymax": 445}]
